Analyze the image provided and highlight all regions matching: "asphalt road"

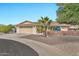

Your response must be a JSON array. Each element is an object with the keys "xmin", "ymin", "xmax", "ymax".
[{"xmin": 0, "ymin": 38, "xmax": 38, "ymax": 56}]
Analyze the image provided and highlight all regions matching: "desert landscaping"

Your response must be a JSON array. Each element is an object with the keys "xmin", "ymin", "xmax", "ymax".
[
  {"xmin": 0, "ymin": 3, "xmax": 79, "ymax": 56},
  {"xmin": 0, "ymin": 33, "xmax": 79, "ymax": 56}
]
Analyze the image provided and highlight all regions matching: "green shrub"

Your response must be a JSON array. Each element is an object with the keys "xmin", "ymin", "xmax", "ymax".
[{"xmin": 0, "ymin": 25, "xmax": 15, "ymax": 33}]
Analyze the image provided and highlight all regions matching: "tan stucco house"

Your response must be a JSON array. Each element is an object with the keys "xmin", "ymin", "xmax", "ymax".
[
  {"xmin": 16, "ymin": 21, "xmax": 37, "ymax": 34},
  {"xmin": 16, "ymin": 20, "xmax": 79, "ymax": 34}
]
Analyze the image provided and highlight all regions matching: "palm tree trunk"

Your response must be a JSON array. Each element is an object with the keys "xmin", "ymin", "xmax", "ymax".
[{"xmin": 44, "ymin": 26, "xmax": 48, "ymax": 37}]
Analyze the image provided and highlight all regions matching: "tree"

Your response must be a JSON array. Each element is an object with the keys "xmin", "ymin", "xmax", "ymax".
[
  {"xmin": 8, "ymin": 24, "xmax": 15, "ymax": 28},
  {"xmin": 56, "ymin": 3, "xmax": 79, "ymax": 25},
  {"xmin": 0, "ymin": 24, "xmax": 15, "ymax": 33},
  {"xmin": 38, "ymin": 16, "xmax": 52, "ymax": 37}
]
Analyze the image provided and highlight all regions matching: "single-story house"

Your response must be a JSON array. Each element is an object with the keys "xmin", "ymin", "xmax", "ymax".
[
  {"xmin": 16, "ymin": 21, "xmax": 79, "ymax": 34},
  {"xmin": 50, "ymin": 22, "xmax": 71, "ymax": 31},
  {"xmin": 16, "ymin": 21, "xmax": 37, "ymax": 34}
]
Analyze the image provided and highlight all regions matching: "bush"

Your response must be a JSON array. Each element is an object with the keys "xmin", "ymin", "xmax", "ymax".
[{"xmin": 0, "ymin": 25, "xmax": 15, "ymax": 33}]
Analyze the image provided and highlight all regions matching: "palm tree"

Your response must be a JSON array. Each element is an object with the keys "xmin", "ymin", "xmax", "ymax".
[{"xmin": 38, "ymin": 16, "xmax": 52, "ymax": 37}]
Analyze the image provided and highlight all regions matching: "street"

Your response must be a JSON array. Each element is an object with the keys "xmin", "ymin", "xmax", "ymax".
[{"xmin": 0, "ymin": 38, "xmax": 38, "ymax": 56}]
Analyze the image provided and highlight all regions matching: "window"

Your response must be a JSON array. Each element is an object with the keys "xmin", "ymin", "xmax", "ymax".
[{"xmin": 53, "ymin": 26, "xmax": 61, "ymax": 31}]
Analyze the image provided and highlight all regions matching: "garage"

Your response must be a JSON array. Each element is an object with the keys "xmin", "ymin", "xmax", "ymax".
[{"xmin": 16, "ymin": 21, "xmax": 37, "ymax": 34}]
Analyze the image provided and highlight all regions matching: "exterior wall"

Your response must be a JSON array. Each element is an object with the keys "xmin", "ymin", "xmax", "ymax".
[
  {"xmin": 16, "ymin": 26, "xmax": 37, "ymax": 34},
  {"xmin": 16, "ymin": 27, "xmax": 20, "ymax": 33},
  {"xmin": 32, "ymin": 26, "xmax": 37, "ymax": 34},
  {"xmin": 61, "ymin": 27, "xmax": 68, "ymax": 31}
]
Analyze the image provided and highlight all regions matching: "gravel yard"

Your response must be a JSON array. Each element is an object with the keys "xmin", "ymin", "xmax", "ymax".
[
  {"xmin": 21, "ymin": 35, "xmax": 79, "ymax": 56},
  {"xmin": 21, "ymin": 35, "xmax": 79, "ymax": 45}
]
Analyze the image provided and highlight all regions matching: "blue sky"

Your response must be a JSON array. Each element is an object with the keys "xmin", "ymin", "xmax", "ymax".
[{"xmin": 0, "ymin": 3, "xmax": 58, "ymax": 25}]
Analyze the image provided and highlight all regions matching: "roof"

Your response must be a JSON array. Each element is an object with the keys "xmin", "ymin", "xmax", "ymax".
[
  {"xmin": 16, "ymin": 20, "xmax": 71, "ymax": 27},
  {"xmin": 16, "ymin": 21, "xmax": 34, "ymax": 27},
  {"xmin": 50, "ymin": 22, "xmax": 71, "ymax": 27}
]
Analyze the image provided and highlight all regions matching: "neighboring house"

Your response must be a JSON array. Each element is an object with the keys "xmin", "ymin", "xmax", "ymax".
[
  {"xmin": 50, "ymin": 22, "xmax": 71, "ymax": 31},
  {"xmin": 16, "ymin": 21, "xmax": 79, "ymax": 34},
  {"xmin": 68, "ymin": 25, "xmax": 79, "ymax": 31}
]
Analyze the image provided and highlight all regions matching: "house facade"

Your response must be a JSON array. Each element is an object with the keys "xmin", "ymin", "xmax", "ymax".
[
  {"xmin": 16, "ymin": 21, "xmax": 37, "ymax": 34},
  {"xmin": 16, "ymin": 21, "xmax": 79, "ymax": 34},
  {"xmin": 50, "ymin": 22, "xmax": 71, "ymax": 31}
]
